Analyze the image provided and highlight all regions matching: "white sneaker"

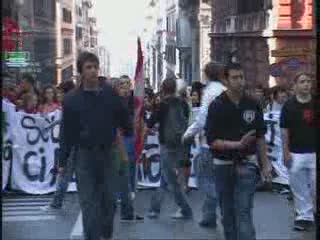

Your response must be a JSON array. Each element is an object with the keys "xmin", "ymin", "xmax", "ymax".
[
  {"xmin": 40, "ymin": 205, "xmax": 62, "ymax": 211},
  {"xmin": 171, "ymin": 208, "xmax": 192, "ymax": 219},
  {"xmin": 130, "ymin": 192, "xmax": 135, "ymax": 200}
]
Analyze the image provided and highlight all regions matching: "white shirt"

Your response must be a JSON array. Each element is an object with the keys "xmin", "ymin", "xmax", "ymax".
[{"xmin": 183, "ymin": 81, "xmax": 226, "ymax": 148}]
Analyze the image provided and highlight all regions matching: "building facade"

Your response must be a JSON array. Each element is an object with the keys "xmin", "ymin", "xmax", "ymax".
[
  {"xmin": 177, "ymin": 0, "xmax": 201, "ymax": 84},
  {"xmin": 2, "ymin": 0, "xmax": 57, "ymax": 86},
  {"xmin": 56, "ymin": 0, "xmax": 76, "ymax": 84},
  {"xmin": 210, "ymin": 0, "xmax": 315, "ymax": 88}
]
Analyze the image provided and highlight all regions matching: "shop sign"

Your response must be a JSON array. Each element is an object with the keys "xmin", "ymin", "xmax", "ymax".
[
  {"xmin": 286, "ymin": 58, "xmax": 302, "ymax": 69},
  {"xmin": 3, "ymin": 51, "xmax": 30, "ymax": 62},
  {"xmin": 269, "ymin": 63, "xmax": 282, "ymax": 77},
  {"xmin": 271, "ymin": 48, "xmax": 312, "ymax": 57}
]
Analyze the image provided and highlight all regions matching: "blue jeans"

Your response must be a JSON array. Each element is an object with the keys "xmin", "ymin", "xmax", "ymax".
[
  {"xmin": 150, "ymin": 145, "xmax": 192, "ymax": 216},
  {"xmin": 214, "ymin": 161, "xmax": 258, "ymax": 240},
  {"xmin": 50, "ymin": 148, "xmax": 76, "ymax": 208},
  {"xmin": 194, "ymin": 147, "xmax": 217, "ymax": 222},
  {"xmin": 122, "ymin": 136, "xmax": 137, "ymax": 193}
]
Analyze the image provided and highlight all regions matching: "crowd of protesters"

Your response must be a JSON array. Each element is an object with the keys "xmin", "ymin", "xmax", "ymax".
[
  {"xmin": 2, "ymin": 52, "xmax": 316, "ymax": 240},
  {"xmin": 2, "ymin": 73, "xmax": 76, "ymax": 113}
]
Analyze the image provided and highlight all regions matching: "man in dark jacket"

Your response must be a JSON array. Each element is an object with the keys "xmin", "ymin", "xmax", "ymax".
[
  {"xmin": 59, "ymin": 52, "xmax": 132, "ymax": 240},
  {"xmin": 147, "ymin": 77, "xmax": 193, "ymax": 219}
]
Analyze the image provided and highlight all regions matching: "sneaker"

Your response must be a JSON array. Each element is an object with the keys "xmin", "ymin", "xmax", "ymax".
[
  {"xmin": 147, "ymin": 211, "xmax": 159, "ymax": 219},
  {"xmin": 199, "ymin": 219, "xmax": 217, "ymax": 228},
  {"xmin": 293, "ymin": 220, "xmax": 308, "ymax": 231},
  {"xmin": 121, "ymin": 214, "xmax": 144, "ymax": 221},
  {"xmin": 40, "ymin": 204, "xmax": 62, "ymax": 211},
  {"xmin": 171, "ymin": 209, "xmax": 192, "ymax": 219}
]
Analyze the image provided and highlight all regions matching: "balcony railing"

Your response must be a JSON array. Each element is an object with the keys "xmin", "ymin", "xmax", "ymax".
[{"xmin": 213, "ymin": 11, "xmax": 268, "ymax": 34}]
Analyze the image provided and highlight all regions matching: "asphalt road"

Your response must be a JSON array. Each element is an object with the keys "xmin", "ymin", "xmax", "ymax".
[{"xmin": 2, "ymin": 189, "xmax": 316, "ymax": 240}]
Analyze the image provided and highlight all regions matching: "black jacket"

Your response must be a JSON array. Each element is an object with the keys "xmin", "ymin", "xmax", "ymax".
[
  {"xmin": 147, "ymin": 96, "xmax": 189, "ymax": 144},
  {"xmin": 59, "ymin": 81, "xmax": 132, "ymax": 168}
]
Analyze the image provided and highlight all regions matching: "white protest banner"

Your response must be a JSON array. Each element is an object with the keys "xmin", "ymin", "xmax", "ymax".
[
  {"xmin": 138, "ymin": 130, "xmax": 161, "ymax": 187},
  {"xmin": 137, "ymin": 127, "xmax": 199, "ymax": 188},
  {"xmin": 2, "ymin": 100, "xmax": 15, "ymax": 190},
  {"xmin": 264, "ymin": 111, "xmax": 289, "ymax": 185},
  {"xmin": 10, "ymin": 110, "xmax": 60, "ymax": 194}
]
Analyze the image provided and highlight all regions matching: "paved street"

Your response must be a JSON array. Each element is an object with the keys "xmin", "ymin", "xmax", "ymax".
[{"xmin": 2, "ymin": 189, "xmax": 315, "ymax": 240}]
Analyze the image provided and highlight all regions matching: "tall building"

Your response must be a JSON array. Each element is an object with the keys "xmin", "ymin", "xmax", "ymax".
[
  {"xmin": 177, "ymin": 0, "xmax": 200, "ymax": 84},
  {"xmin": 98, "ymin": 46, "xmax": 110, "ymax": 77},
  {"xmin": 2, "ymin": 0, "xmax": 57, "ymax": 86},
  {"xmin": 210, "ymin": 0, "xmax": 315, "ymax": 88},
  {"xmin": 75, "ymin": 0, "xmax": 93, "ymax": 54},
  {"xmin": 89, "ymin": 16, "xmax": 98, "ymax": 53},
  {"xmin": 199, "ymin": 0, "xmax": 211, "ymax": 82},
  {"xmin": 56, "ymin": 0, "xmax": 76, "ymax": 84}
]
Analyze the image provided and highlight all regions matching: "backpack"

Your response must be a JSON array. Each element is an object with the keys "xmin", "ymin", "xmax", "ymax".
[{"xmin": 163, "ymin": 99, "xmax": 188, "ymax": 148}]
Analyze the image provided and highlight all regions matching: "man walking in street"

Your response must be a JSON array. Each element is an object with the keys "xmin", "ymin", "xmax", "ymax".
[
  {"xmin": 59, "ymin": 52, "xmax": 132, "ymax": 240},
  {"xmin": 206, "ymin": 63, "xmax": 272, "ymax": 240},
  {"xmin": 147, "ymin": 77, "xmax": 193, "ymax": 219},
  {"xmin": 182, "ymin": 62, "xmax": 225, "ymax": 228},
  {"xmin": 280, "ymin": 72, "xmax": 316, "ymax": 231}
]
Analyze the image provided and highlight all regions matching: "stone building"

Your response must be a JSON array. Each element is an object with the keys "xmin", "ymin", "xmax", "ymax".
[
  {"xmin": 56, "ymin": 0, "xmax": 76, "ymax": 83},
  {"xmin": 2, "ymin": 0, "xmax": 57, "ymax": 85},
  {"xmin": 210, "ymin": 0, "xmax": 315, "ymax": 88}
]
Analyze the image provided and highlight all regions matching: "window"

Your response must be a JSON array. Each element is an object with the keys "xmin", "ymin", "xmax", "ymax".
[
  {"xmin": 63, "ymin": 39, "xmax": 72, "ymax": 55},
  {"xmin": 76, "ymin": 27, "xmax": 83, "ymax": 40},
  {"xmin": 63, "ymin": 8, "xmax": 72, "ymax": 23},
  {"xmin": 237, "ymin": 0, "xmax": 264, "ymax": 14},
  {"xmin": 34, "ymin": 0, "xmax": 53, "ymax": 18}
]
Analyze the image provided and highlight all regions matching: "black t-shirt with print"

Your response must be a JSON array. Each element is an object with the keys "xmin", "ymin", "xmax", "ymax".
[
  {"xmin": 280, "ymin": 96, "xmax": 316, "ymax": 153},
  {"xmin": 206, "ymin": 92, "xmax": 267, "ymax": 160}
]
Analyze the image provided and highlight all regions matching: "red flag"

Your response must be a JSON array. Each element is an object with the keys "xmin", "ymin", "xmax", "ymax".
[{"xmin": 133, "ymin": 38, "xmax": 145, "ymax": 162}]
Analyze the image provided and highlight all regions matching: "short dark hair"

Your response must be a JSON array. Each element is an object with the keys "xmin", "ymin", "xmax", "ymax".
[
  {"xmin": 224, "ymin": 62, "xmax": 243, "ymax": 79},
  {"xmin": 22, "ymin": 73, "xmax": 35, "ymax": 86},
  {"xmin": 161, "ymin": 77, "xmax": 176, "ymax": 95},
  {"xmin": 77, "ymin": 51, "xmax": 99, "ymax": 74},
  {"xmin": 203, "ymin": 62, "xmax": 225, "ymax": 81},
  {"xmin": 272, "ymin": 86, "xmax": 287, "ymax": 98}
]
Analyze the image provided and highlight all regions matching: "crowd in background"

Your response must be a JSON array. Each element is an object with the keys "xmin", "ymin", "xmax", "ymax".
[{"xmin": 2, "ymin": 73, "xmax": 75, "ymax": 113}]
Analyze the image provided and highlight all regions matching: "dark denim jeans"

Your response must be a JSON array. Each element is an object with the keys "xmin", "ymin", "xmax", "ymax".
[
  {"xmin": 150, "ymin": 145, "xmax": 192, "ymax": 216},
  {"xmin": 122, "ymin": 136, "xmax": 137, "ymax": 193},
  {"xmin": 214, "ymin": 161, "xmax": 258, "ymax": 240},
  {"xmin": 75, "ymin": 148, "xmax": 117, "ymax": 240},
  {"xmin": 194, "ymin": 147, "xmax": 217, "ymax": 222},
  {"xmin": 120, "ymin": 136, "xmax": 137, "ymax": 218}
]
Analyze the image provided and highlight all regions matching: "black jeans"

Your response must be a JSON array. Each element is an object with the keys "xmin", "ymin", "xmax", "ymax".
[{"xmin": 75, "ymin": 147, "xmax": 117, "ymax": 240}]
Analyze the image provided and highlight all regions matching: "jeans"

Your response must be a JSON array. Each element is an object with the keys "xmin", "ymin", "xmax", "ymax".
[
  {"xmin": 120, "ymin": 136, "xmax": 137, "ymax": 218},
  {"xmin": 150, "ymin": 145, "xmax": 192, "ymax": 216},
  {"xmin": 214, "ymin": 161, "xmax": 258, "ymax": 240},
  {"xmin": 122, "ymin": 136, "xmax": 137, "ymax": 193},
  {"xmin": 194, "ymin": 147, "xmax": 217, "ymax": 222},
  {"xmin": 75, "ymin": 147, "xmax": 117, "ymax": 240},
  {"xmin": 50, "ymin": 149, "xmax": 76, "ymax": 208},
  {"xmin": 289, "ymin": 152, "xmax": 316, "ymax": 221}
]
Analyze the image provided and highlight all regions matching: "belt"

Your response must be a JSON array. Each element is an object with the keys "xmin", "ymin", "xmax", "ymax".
[
  {"xmin": 80, "ymin": 144, "xmax": 107, "ymax": 151},
  {"xmin": 213, "ymin": 155, "xmax": 257, "ymax": 165}
]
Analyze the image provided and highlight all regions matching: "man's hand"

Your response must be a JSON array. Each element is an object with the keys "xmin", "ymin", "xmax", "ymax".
[
  {"xmin": 238, "ymin": 130, "xmax": 256, "ymax": 150},
  {"xmin": 261, "ymin": 164, "xmax": 272, "ymax": 183},
  {"xmin": 283, "ymin": 151, "xmax": 292, "ymax": 168}
]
